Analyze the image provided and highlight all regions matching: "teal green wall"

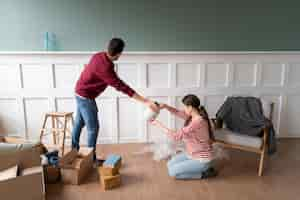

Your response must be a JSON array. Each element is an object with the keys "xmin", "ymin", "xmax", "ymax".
[{"xmin": 1, "ymin": 0, "xmax": 300, "ymax": 51}]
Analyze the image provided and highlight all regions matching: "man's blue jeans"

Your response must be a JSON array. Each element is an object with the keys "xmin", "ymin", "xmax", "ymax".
[{"xmin": 72, "ymin": 96, "xmax": 99, "ymax": 159}]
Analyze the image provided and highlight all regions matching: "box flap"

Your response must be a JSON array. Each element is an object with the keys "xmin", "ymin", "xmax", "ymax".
[
  {"xmin": 0, "ymin": 171, "xmax": 44, "ymax": 200},
  {"xmin": 0, "ymin": 148, "xmax": 41, "ymax": 171},
  {"xmin": 59, "ymin": 149, "xmax": 78, "ymax": 168},
  {"xmin": 78, "ymin": 147, "xmax": 93, "ymax": 156},
  {"xmin": 20, "ymin": 166, "xmax": 43, "ymax": 176},
  {"xmin": 72, "ymin": 158, "xmax": 84, "ymax": 169},
  {"xmin": 4, "ymin": 136, "xmax": 30, "ymax": 144}
]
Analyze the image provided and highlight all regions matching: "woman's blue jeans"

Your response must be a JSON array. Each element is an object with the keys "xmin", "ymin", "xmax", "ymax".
[{"xmin": 167, "ymin": 152, "xmax": 212, "ymax": 179}]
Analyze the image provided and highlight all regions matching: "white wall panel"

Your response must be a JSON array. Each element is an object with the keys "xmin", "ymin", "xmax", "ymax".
[
  {"xmin": 56, "ymin": 97, "xmax": 76, "ymax": 112},
  {"xmin": 286, "ymin": 95, "xmax": 300, "ymax": 137},
  {"xmin": 54, "ymin": 64, "xmax": 81, "ymax": 88},
  {"xmin": 0, "ymin": 52, "xmax": 300, "ymax": 140},
  {"xmin": 97, "ymin": 98, "xmax": 115, "ymax": 142},
  {"xmin": 261, "ymin": 63, "xmax": 283, "ymax": 87},
  {"xmin": 119, "ymin": 98, "xmax": 139, "ymax": 141},
  {"xmin": 205, "ymin": 95, "xmax": 226, "ymax": 118},
  {"xmin": 234, "ymin": 63, "xmax": 256, "ymax": 87},
  {"xmin": 22, "ymin": 64, "xmax": 52, "ymax": 89},
  {"xmin": 117, "ymin": 63, "xmax": 139, "ymax": 88},
  {"xmin": 24, "ymin": 98, "xmax": 49, "ymax": 141},
  {"xmin": 147, "ymin": 63, "xmax": 169, "ymax": 88},
  {"xmin": 0, "ymin": 99, "xmax": 20, "ymax": 135},
  {"xmin": 205, "ymin": 63, "xmax": 228, "ymax": 87},
  {"xmin": 176, "ymin": 63, "xmax": 199, "ymax": 88},
  {"xmin": 0, "ymin": 64, "xmax": 20, "ymax": 89},
  {"xmin": 288, "ymin": 63, "xmax": 300, "ymax": 87}
]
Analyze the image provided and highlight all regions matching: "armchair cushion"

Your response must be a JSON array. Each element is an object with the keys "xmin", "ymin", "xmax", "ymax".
[{"xmin": 214, "ymin": 129, "xmax": 263, "ymax": 149}]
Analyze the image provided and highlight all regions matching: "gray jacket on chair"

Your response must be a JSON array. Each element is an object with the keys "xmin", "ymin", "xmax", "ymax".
[{"xmin": 216, "ymin": 96, "xmax": 277, "ymax": 155}]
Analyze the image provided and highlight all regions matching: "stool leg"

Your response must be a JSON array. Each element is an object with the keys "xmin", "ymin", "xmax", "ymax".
[
  {"xmin": 51, "ymin": 116, "xmax": 57, "ymax": 145},
  {"xmin": 65, "ymin": 116, "xmax": 73, "ymax": 146},
  {"xmin": 61, "ymin": 116, "xmax": 68, "ymax": 156},
  {"xmin": 71, "ymin": 115, "xmax": 74, "ymax": 127},
  {"xmin": 40, "ymin": 115, "xmax": 48, "ymax": 142},
  {"xmin": 56, "ymin": 118, "xmax": 61, "ymax": 145}
]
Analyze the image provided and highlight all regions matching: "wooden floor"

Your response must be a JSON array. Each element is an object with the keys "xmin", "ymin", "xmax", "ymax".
[{"xmin": 47, "ymin": 139, "xmax": 300, "ymax": 200}]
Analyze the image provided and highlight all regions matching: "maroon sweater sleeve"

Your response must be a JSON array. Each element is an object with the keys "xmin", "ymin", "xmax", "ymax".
[{"xmin": 95, "ymin": 62, "xmax": 136, "ymax": 97}]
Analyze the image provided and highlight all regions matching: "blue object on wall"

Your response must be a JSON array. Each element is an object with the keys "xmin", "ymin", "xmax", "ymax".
[{"xmin": 44, "ymin": 32, "xmax": 57, "ymax": 51}]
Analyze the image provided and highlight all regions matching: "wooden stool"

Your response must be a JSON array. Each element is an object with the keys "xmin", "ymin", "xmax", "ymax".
[{"xmin": 40, "ymin": 112, "xmax": 74, "ymax": 155}]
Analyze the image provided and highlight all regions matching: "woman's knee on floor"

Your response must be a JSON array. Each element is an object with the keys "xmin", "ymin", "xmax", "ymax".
[
  {"xmin": 167, "ymin": 162, "xmax": 189, "ymax": 177},
  {"xmin": 167, "ymin": 153, "xmax": 188, "ymax": 168},
  {"xmin": 167, "ymin": 164, "xmax": 177, "ymax": 177}
]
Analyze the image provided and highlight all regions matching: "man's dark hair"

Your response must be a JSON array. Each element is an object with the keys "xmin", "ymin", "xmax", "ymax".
[{"xmin": 107, "ymin": 38, "xmax": 125, "ymax": 56}]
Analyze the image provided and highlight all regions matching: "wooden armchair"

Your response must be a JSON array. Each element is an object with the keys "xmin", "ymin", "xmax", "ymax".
[{"xmin": 212, "ymin": 101, "xmax": 274, "ymax": 176}]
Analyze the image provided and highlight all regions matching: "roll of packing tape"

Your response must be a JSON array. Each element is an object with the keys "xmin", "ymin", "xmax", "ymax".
[{"xmin": 144, "ymin": 102, "xmax": 160, "ymax": 121}]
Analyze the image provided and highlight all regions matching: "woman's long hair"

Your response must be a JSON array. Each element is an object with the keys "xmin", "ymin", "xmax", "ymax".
[{"xmin": 182, "ymin": 94, "xmax": 215, "ymax": 141}]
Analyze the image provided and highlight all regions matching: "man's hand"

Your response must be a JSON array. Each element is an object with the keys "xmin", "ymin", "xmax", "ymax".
[
  {"xmin": 158, "ymin": 103, "xmax": 167, "ymax": 110},
  {"xmin": 146, "ymin": 100, "xmax": 160, "ymax": 113},
  {"xmin": 131, "ymin": 93, "xmax": 160, "ymax": 112}
]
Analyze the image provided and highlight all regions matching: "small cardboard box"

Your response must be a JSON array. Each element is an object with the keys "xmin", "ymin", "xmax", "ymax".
[
  {"xmin": 98, "ymin": 166, "xmax": 119, "ymax": 176},
  {"xmin": 98, "ymin": 155, "xmax": 122, "ymax": 176},
  {"xmin": 59, "ymin": 147, "xmax": 93, "ymax": 185},
  {"xmin": 0, "ymin": 148, "xmax": 45, "ymax": 200},
  {"xmin": 100, "ymin": 173, "xmax": 121, "ymax": 190}
]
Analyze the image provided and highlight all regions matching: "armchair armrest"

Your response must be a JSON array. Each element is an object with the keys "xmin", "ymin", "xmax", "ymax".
[{"xmin": 211, "ymin": 118, "xmax": 223, "ymax": 130}]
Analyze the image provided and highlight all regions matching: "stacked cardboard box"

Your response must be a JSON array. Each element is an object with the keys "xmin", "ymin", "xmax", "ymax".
[
  {"xmin": 0, "ymin": 146, "xmax": 45, "ymax": 200},
  {"xmin": 98, "ymin": 154, "xmax": 122, "ymax": 190}
]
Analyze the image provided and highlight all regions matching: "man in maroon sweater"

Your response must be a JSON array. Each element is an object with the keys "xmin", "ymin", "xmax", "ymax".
[{"xmin": 72, "ymin": 38, "xmax": 158, "ymax": 161}]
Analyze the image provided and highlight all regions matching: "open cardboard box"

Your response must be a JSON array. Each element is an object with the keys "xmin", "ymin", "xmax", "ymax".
[
  {"xmin": 0, "ymin": 147, "xmax": 45, "ymax": 200},
  {"xmin": 59, "ymin": 147, "xmax": 93, "ymax": 185},
  {"xmin": 0, "ymin": 136, "xmax": 46, "ymax": 154}
]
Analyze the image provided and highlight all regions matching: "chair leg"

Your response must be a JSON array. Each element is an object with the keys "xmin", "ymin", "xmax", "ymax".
[
  {"xmin": 259, "ymin": 128, "xmax": 268, "ymax": 176},
  {"xmin": 258, "ymin": 150, "xmax": 265, "ymax": 176}
]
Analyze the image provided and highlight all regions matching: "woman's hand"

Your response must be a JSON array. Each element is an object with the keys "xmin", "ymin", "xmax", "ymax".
[
  {"xmin": 149, "ymin": 119, "xmax": 174, "ymax": 136},
  {"xmin": 149, "ymin": 119, "xmax": 160, "ymax": 127}
]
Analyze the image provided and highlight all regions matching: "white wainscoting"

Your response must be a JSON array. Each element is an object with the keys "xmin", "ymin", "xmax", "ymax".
[{"xmin": 0, "ymin": 52, "xmax": 300, "ymax": 144}]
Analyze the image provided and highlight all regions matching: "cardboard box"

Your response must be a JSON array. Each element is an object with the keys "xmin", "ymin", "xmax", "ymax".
[
  {"xmin": 98, "ymin": 154, "xmax": 122, "ymax": 176},
  {"xmin": 59, "ymin": 147, "xmax": 93, "ymax": 185},
  {"xmin": 0, "ymin": 136, "xmax": 46, "ymax": 154},
  {"xmin": 98, "ymin": 160, "xmax": 121, "ymax": 176},
  {"xmin": 0, "ymin": 148, "xmax": 45, "ymax": 200},
  {"xmin": 100, "ymin": 173, "xmax": 121, "ymax": 190},
  {"xmin": 103, "ymin": 154, "xmax": 122, "ymax": 168},
  {"xmin": 44, "ymin": 165, "xmax": 61, "ymax": 184}
]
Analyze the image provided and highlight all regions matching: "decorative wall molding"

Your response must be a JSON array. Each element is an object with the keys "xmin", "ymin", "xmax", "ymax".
[{"xmin": 0, "ymin": 52, "xmax": 300, "ymax": 145}]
